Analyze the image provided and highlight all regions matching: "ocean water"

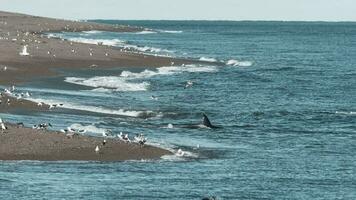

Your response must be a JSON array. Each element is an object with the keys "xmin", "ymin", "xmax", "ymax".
[{"xmin": 1, "ymin": 21, "xmax": 356, "ymax": 199}]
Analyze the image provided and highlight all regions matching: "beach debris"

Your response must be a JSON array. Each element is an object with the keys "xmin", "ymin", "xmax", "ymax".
[
  {"xmin": 19, "ymin": 45, "xmax": 30, "ymax": 56},
  {"xmin": 102, "ymin": 139, "xmax": 107, "ymax": 146}
]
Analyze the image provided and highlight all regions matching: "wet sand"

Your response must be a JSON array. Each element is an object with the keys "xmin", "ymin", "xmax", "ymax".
[
  {"xmin": 0, "ymin": 93, "xmax": 50, "ymax": 112},
  {"xmin": 0, "ymin": 124, "xmax": 170, "ymax": 161}
]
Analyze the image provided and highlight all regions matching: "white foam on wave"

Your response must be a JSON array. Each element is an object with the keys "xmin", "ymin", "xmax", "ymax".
[
  {"xmin": 226, "ymin": 59, "xmax": 253, "ymax": 67},
  {"xmin": 335, "ymin": 111, "xmax": 356, "ymax": 115},
  {"xmin": 58, "ymin": 33, "xmax": 173, "ymax": 55},
  {"xmin": 66, "ymin": 37, "xmax": 124, "ymax": 46},
  {"xmin": 82, "ymin": 30, "xmax": 103, "ymax": 34},
  {"xmin": 70, "ymin": 123, "xmax": 107, "ymax": 134},
  {"xmin": 64, "ymin": 65, "xmax": 216, "ymax": 93},
  {"xmin": 18, "ymin": 87, "xmax": 112, "ymax": 98},
  {"xmin": 129, "ymin": 45, "xmax": 170, "ymax": 53},
  {"xmin": 199, "ymin": 57, "xmax": 218, "ymax": 62},
  {"xmin": 65, "ymin": 77, "xmax": 149, "ymax": 92},
  {"xmin": 159, "ymin": 30, "xmax": 183, "ymax": 34},
  {"xmin": 121, "ymin": 64, "xmax": 218, "ymax": 79},
  {"xmin": 161, "ymin": 148, "xmax": 199, "ymax": 161},
  {"xmin": 25, "ymin": 97, "xmax": 151, "ymax": 117},
  {"xmin": 135, "ymin": 30, "xmax": 157, "ymax": 34}
]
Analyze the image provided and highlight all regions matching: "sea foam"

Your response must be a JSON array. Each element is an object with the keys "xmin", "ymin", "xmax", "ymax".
[
  {"xmin": 199, "ymin": 57, "xmax": 218, "ymax": 62},
  {"xmin": 26, "ymin": 97, "xmax": 151, "ymax": 118},
  {"xmin": 70, "ymin": 123, "xmax": 107, "ymax": 135},
  {"xmin": 120, "ymin": 64, "xmax": 218, "ymax": 79},
  {"xmin": 65, "ymin": 77, "xmax": 149, "ymax": 92},
  {"xmin": 226, "ymin": 59, "xmax": 253, "ymax": 67},
  {"xmin": 66, "ymin": 37, "xmax": 124, "ymax": 46}
]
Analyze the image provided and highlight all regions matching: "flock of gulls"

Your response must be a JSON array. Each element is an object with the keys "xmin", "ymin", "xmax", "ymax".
[
  {"xmin": 0, "ymin": 81, "xmax": 189, "ymax": 156},
  {"xmin": 0, "ymin": 85, "xmax": 149, "ymax": 154},
  {"xmin": 0, "ymin": 19, "xmax": 192, "ymax": 157}
]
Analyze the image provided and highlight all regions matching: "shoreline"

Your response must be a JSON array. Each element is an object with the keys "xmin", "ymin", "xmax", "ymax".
[
  {"xmin": 0, "ymin": 10, "xmax": 218, "ymax": 86},
  {"xmin": 0, "ymin": 10, "xmax": 181, "ymax": 161},
  {"xmin": 0, "ymin": 123, "xmax": 171, "ymax": 161}
]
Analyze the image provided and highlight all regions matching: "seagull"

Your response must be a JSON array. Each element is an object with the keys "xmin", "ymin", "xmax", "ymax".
[
  {"xmin": 176, "ymin": 149, "xmax": 185, "ymax": 157},
  {"xmin": 185, "ymin": 80, "xmax": 194, "ymax": 89},
  {"xmin": 167, "ymin": 124, "xmax": 174, "ymax": 129},
  {"xmin": 95, "ymin": 146, "xmax": 100, "ymax": 153},
  {"xmin": 4, "ymin": 88, "xmax": 12, "ymax": 94},
  {"xmin": 19, "ymin": 45, "xmax": 30, "ymax": 56},
  {"xmin": 117, "ymin": 132, "xmax": 123, "ymax": 140},
  {"xmin": 1, "ymin": 122, "xmax": 7, "ymax": 133},
  {"xmin": 134, "ymin": 134, "xmax": 147, "ymax": 146},
  {"xmin": 150, "ymin": 95, "xmax": 158, "ymax": 100},
  {"xmin": 122, "ymin": 134, "xmax": 131, "ymax": 143}
]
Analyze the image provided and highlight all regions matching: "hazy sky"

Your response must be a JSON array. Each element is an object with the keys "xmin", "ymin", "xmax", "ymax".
[{"xmin": 1, "ymin": 0, "xmax": 356, "ymax": 21}]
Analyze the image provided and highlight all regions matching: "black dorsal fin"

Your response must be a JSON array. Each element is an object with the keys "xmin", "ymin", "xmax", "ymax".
[{"xmin": 202, "ymin": 113, "xmax": 213, "ymax": 128}]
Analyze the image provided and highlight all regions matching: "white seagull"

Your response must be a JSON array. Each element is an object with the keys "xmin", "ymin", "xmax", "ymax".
[
  {"xmin": 19, "ymin": 45, "xmax": 30, "ymax": 56},
  {"xmin": 95, "ymin": 146, "xmax": 100, "ymax": 153}
]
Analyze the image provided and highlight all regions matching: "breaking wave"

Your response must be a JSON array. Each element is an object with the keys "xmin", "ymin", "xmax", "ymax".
[
  {"xmin": 199, "ymin": 57, "xmax": 218, "ymax": 62},
  {"xmin": 120, "ymin": 64, "xmax": 218, "ymax": 79},
  {"xmin": 65, "ymin": 77, "xmax": 149, "ymax": 92},
  {"xmin": 226, "ymin": 59, "xmax": 253, "ymax": 67},
  {"xmin": 69, "ymin": 123, "xmax": 107, "ymax": 134},
  {"xmin": 25, "ymin": 97, "xmax": 153, "ymax": 118}
]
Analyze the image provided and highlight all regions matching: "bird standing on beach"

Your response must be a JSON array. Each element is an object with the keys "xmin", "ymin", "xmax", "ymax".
[
  {"xmin": 95, "ymin": 145, "xmax": 100, "ymax": 153},
  {"xmin": 0, "ymin": 118, "xmax": 7, "ymax": 133},
  {"xmin": 19, "ymin": 45, "xmax": 30, "ymax": 56}
]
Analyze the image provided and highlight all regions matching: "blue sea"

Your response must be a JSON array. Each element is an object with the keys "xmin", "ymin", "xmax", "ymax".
[{"xmin": 1, "ymin": 21, "xmax": 356, "ymax": 199}]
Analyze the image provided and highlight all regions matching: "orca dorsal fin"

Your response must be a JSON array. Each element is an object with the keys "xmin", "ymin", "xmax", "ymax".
[{"xmin": 202, "ymin": 113, "xmax": 214, "ymax": 128}]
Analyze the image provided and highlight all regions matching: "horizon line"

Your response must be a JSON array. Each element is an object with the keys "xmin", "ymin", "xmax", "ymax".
[
  {"xmin": 2, "ymin": 10, "xmax": 356, "ymax": 23},
  {"xmin": 86, "ymin": 19, "xmax": 356, "ymax": 23}
]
